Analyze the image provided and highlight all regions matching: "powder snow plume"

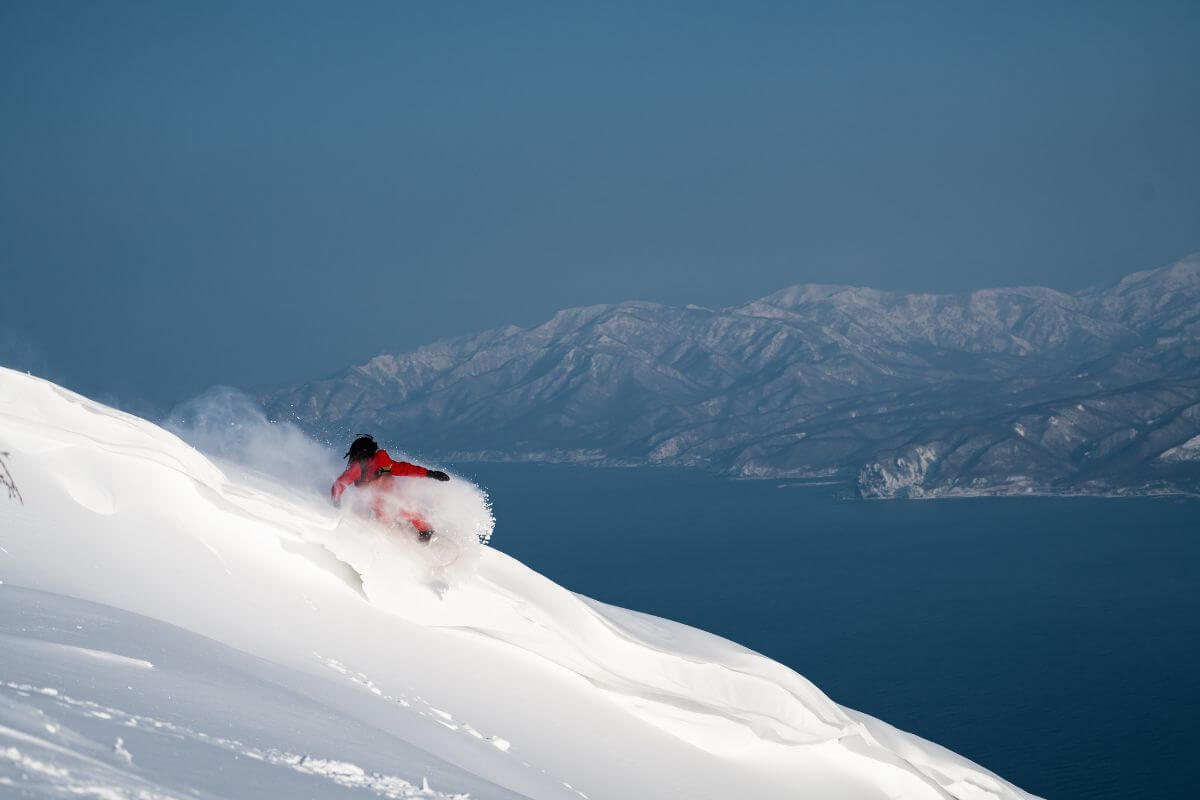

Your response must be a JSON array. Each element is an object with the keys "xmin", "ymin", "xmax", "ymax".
[{"xmin": 166, "ymin": 386, "xmax": 494, "ymax": 589}]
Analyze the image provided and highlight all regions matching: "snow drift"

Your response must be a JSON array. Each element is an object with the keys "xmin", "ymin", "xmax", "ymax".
[{"xmin": 0, "ymin": 366, "xmax": 1040, "ymax": 799}]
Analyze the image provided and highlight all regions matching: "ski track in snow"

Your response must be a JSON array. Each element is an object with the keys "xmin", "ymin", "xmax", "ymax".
[
  {"xmin": 315, "ymin": 655, "xmax": 581, "ymax": 796},
  {"xmin": 0, "ymin": 680, "xmax": 470, "ymax": 800}
]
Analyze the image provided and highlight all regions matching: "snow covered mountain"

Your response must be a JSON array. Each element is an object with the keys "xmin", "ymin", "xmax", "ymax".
[
  {"xmin": 0, "ymin": 367, "xmax": 1039, "ymax": 799},
  {"xmin": 263, "ymin": 256, "xmax": 1200, "ymax": 497}
]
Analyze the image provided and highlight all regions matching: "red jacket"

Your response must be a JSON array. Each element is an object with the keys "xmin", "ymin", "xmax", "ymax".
[{"xmin": 331, "ymin": 449, "xmax": 430, "ymax": 505}]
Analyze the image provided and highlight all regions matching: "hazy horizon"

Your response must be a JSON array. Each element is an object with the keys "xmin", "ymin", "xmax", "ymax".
[
  {"xmin": 2, "ymin": 1, "xmax": 1198, "ymax": 411},
  {"xmin": 5, "ymin": 251, "xmax": 1195, "ymax": 417}
]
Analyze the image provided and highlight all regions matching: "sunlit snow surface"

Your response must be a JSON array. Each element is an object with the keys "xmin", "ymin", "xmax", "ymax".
[{"xmin": 0, "ymin": 367, "xmax": 1039, "ymax": 799}]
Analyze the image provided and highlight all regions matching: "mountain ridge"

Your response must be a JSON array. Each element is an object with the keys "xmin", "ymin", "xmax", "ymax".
[{"xmin": 263, "ymin": 255, "xmax": 1200, "ymax": 497}]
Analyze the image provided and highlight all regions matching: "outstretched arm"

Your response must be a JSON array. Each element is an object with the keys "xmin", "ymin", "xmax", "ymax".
[
  {"xmin": 330, "ymin": 462, "xmax": 362, "ymax": 506},
  {"xmin": 379, "ymin": 450, "xmax": 449, "ymax": 481}
]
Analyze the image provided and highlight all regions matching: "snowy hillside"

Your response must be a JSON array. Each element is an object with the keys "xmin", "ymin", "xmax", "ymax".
[
  {"xmin": 0, "ymin": 367, "xmax": 1039, "ymax": 799},
  {"xmin": 263, "ymin": 255, "xmax": 1200, "ymax": 496}
]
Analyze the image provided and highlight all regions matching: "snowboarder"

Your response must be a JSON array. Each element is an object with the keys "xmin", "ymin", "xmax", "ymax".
[{"xmin": 331, "ymin": 434, "xmax": 450, "ymax": 541}]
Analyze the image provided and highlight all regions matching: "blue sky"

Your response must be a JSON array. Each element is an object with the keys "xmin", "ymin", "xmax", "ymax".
[{"xmin": 2, "ymin": 1, "xmax": 1198, "ymax": 410}]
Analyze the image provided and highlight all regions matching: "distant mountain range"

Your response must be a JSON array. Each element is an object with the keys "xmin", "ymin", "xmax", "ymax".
[{"xmin": 263, "ymin": 256, "xmax": 1200, "ymax": 498}]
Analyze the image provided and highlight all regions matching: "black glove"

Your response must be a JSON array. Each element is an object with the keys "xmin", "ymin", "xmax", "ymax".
[{"xmin": 427, "ymin": 470, "xmax": 450, "ymax": 482}]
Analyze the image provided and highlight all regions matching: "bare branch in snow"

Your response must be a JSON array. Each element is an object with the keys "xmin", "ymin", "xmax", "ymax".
[{"xmin": 1, "ymin": 450, "xmax": 22, "ymax": 505}]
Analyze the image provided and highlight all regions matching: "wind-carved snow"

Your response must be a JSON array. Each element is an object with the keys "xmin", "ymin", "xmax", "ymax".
[{"xmin": 0, "ymin": 367, "xmax": 1040, "ymax": 799}]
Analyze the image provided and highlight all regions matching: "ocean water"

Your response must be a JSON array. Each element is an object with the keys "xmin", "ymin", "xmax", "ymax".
[{"xmin": 459, "ymin": 462, "xmax": 1199, "ymax": 800}]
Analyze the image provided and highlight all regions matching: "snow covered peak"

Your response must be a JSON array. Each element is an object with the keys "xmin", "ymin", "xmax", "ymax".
[
  {"xmin": 1081, "ymin": 254, "xmax": 1200, "ymax": 332},
  {"xmin": 0, "ymin": 367, "xmax": 1040, "ymax": 799},
  {"xmin": 263, "ymin": 257, "xmax": 1200, "ymax": 494},
  {"xmin": 1100, "ymin": 252, "xmax": 1200, "ymax": 294}
]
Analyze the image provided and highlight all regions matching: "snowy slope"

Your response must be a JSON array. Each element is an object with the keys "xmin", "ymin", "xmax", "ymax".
[{"xmin": 0, "ymin": 367, "xmax": 1039, "ymax": 799}]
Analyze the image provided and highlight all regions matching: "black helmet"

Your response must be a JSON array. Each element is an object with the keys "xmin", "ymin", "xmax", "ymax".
[{"xmin": 345, "ymin": 434, "xmax": 378, "ymax": 462}]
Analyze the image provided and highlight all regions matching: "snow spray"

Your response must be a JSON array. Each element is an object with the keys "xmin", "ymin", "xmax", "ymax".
[{"xmin": 166, "ymin": 386, "xmax": 495, "ymax": 594}]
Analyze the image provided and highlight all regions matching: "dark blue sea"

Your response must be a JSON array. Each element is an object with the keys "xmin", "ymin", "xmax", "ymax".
[{"xmin": 458, "ymin": 463, "xmax": 1198, "ymax": 800}]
